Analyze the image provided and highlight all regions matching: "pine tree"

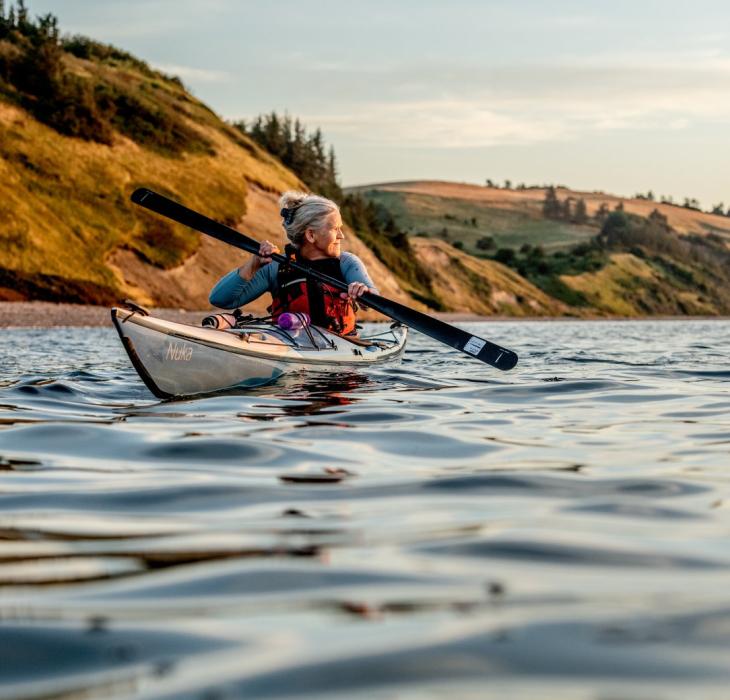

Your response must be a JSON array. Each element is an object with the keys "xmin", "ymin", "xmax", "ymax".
[
  {"xmin": 561, "ymin": 197, "xmax": 573, "ymax": 221},
  {"xmin": 242, "ymin": 111, "xmax": 344, "ymax": 200},
  {"xmin": 264, "ymin": 112, "xmax": 285, "ymax": 159},
  {"xmin": 573, "ymin": 198, "xmax": 588, "ymax": 224},
  {"xmin": 648, "ymin": 208, "xmax": 670, "ymax": 231},
  {"xmin": 16, "ymin": 0, "xmax": 28, "ymax": 31},
  {"xmin": 290, "ymin": 118, "xmax": 305, "ymax": 176},
  {"xmin": 327, "ymin": 147, "xmax": 338, "ymax": 187},
  {"xmin": 595, "ymin": 203, "xmax": 610, "ymax": 223},
  {"xmin": 542, "ymin": 186, "xmax": 561, "ymax": 219}
]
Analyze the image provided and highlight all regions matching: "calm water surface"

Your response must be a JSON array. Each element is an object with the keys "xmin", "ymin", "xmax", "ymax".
[{"xmin": 0, "ymin": 319, "xmax": 729, "ymax": 699}]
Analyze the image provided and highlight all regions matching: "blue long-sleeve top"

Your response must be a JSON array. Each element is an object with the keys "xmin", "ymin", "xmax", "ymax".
[{"xmin": 209, "ymin": 252, "xmax": 378, "ymax": 310}]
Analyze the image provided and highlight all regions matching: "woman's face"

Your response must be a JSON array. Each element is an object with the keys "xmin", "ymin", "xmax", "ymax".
[{"xmin": 307, "ymin": 210, "xmax": 344, "ymax": 258}]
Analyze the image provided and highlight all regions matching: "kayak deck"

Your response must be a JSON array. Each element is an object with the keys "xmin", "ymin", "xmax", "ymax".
[{"xmin": 112, "ymin": 307, "xmax": 407, "ymax": 399}]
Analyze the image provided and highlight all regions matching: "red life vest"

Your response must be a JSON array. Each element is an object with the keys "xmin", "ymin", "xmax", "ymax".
[{"xmin": 270, "ymin": 247, "xmax": 358, "ymax": 335}]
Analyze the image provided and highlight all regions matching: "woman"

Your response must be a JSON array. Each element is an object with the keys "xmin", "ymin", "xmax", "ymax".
[{"xmin": 209, "ymin": 191, "xmax": 377, "ymax": 335}]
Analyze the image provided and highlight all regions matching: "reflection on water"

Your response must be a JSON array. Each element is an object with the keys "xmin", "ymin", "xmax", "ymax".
[{"xmin": 0, "ymin": 320, "xmax": 730, "ymax": 699}]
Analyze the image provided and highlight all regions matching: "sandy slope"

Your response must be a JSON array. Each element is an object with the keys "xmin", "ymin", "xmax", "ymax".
[{"xmin": 410, "ymin": 237, "xmax": 568, "ymax": 317}]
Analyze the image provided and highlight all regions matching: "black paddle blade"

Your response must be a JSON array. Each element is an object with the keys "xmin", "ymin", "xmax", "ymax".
[
  {"xmin": 130, "ymin": 188, "xmax": 519, "ymax": 371},
  {"xmin": 362, "ymin": 294, "xmax": 518, "ymax": 370}
]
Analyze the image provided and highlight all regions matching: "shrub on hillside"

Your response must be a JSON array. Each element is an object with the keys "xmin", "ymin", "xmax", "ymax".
[
  {"xmin": 62, "ymin": 34, "xmax": 152, "ymax": 75},
  {"xmin": 341, "ymin": 192, "xmax": 442, "ymax": 308},
  {"xmin": 596, "ymin": 208, "xmax": 730, "ymax": 292},
  {"xmin": 107, "ymin": 85, "xmax": 213, "ymax": 155},
  {"xmin": 494, "ymin": 248, "xmax": 516, "ymax": 265}
]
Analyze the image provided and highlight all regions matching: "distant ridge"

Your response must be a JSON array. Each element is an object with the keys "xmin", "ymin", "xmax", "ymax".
[
  {"xmin": 348, "ymin": 180, "xmax": 730, "ymax": 238},
  {"xmin": 351, "ymin": 180, "xmax": 730, "ymax": 316}
]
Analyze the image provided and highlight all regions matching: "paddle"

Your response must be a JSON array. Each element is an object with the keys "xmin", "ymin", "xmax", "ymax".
[{"xmin": 130, "ymin": 188, "xmax": 518, "ymax": 370}]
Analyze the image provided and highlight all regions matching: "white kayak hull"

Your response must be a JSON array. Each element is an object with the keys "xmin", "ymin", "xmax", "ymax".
[{"xmin": 111, "ymin": 308, "xmax": 407, "ymax": 399}]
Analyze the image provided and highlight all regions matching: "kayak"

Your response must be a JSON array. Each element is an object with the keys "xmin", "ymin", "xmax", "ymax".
[{"xmin": 111, "ymin": 307, "xmax": 408, "ymax": 399}]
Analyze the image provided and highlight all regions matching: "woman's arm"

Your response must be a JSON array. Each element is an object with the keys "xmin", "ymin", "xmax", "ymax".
[
  {"xmin": 340, "ymin": 253, "xmax": 379, "ymax": 295},
  {"xmin": 209, "ymin": 263, "xmax": 278, "ymax": 309}
]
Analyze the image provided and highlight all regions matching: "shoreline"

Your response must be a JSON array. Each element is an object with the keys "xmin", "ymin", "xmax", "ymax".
[{"xmin": 1, "ymin": 302, "xmax": 729, "ymax": 328}]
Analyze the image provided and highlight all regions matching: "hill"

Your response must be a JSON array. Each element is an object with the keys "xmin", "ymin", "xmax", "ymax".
[
  {"xmin": 0, "ymin": 11, "xmax": 304, "ymax": 308},
  {"xmin": 350, "ymin": 180, "xmax": 730, "ymax": 253},
  {"xmin": 350, "ymin": 181, "xmax": 730, "ymax": 316},
  {"xmin": 408, "ymin": 237, "xmax": 566, "ymax": 316}
]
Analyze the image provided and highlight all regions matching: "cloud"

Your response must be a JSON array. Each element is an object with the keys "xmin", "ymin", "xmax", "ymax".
[
  {"xmin": 549, "ymin": 15, "xmax": 597, "ymax": 28},
  {"xmin": 305, "ymin": 101, "xmax": 560, "ymax": 148},
  {"xmin": 302, "ymin": 86, "xmax": 730, "ymax": 149},
  {"xmin": 153, "ymin": 63, "xmax": 231, "ymax": 83},
  {"xmin": 291, "ymin": 47, "xmax": 730, "ymax": 149}
]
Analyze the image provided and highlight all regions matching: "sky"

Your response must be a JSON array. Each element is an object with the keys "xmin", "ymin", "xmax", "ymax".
[{"xmin": 27, "ymin": 0, "xmax": 730, "ymax": 207}]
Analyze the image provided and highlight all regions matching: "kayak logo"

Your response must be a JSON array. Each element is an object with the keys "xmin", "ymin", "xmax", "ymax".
[{"xmin": 165, "ymin": 342, "xmax": 193, "ymax": 362}]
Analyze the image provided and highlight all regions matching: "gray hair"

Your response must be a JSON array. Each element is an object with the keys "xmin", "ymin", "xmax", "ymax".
[{"xmin": 279, "ymin": 191, "xmax": 339, "ymax": 248}]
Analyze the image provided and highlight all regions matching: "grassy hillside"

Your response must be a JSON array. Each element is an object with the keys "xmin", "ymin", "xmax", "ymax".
[
  {"xmin": 359, "ymin": 188, "xmax": 595, "ymax": 255},
  {"xmin": 352, "ymin": 181, "xmax": 730, "ymax": 245},
  {"xmin": 352, "ymin": 181, "xmax": 730, "ymax": 317},
  {"xmin": 559, "ymin": 253, "xmax": 718, "ymax": 316},
  {"xmin": 0, "ymin": 95, "xmax": 301, "ymax": 301},
  {"xmin": 409, "ymin": 237, "xmax": 567, "ymax": 317},
  {"xmin": 0, "ymin": 9, "xmax": 302, "ymax": 305}
]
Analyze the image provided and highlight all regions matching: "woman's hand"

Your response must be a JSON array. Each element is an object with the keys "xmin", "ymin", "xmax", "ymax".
[
  {"xmin": 238, "ymin": 241, "xmax": 280, "ymax": 281},
  {"xmin": 341, "ymin": 282, "xmax": 372, "ymax": 300},
  {"xmin": 256, "ymin": 240, "xmax": 280, "ymax": 265}
]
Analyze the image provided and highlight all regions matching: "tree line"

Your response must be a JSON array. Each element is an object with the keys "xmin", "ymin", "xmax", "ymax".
[
  {"xmin": 544, "ymin": 186, "xmax": 730, "ymax": 223},
  {"xmin": 488, "ymin": 176, "xmax": 729, "ymax": 220},
  {"xmin": 234, "ymin": 114, "xmax": 341, "ymax": 202},
  {"xmin": 541, "ymin": 187, "xmax": 591, "ymax": 224}
]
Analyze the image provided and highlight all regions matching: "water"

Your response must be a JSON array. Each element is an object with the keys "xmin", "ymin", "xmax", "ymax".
[{"xmin": 1, "ymin": 319, "xmax": 729, "ymax": 699}]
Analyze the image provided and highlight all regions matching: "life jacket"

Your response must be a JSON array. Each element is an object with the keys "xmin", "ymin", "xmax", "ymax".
[{"xmin": 270, "ymin": 246, "xmax": 357, "ymax": 335}]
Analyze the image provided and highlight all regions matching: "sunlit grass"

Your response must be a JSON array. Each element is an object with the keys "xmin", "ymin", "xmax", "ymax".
[{"xmin": 0, "ymin": 57, "xmax": 300, "ymax": 301}]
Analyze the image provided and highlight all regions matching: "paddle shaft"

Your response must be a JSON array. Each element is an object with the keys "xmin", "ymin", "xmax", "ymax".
[{"xmin": 130, "ymin": 188, "xmax": 518, "ymax": 370}]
